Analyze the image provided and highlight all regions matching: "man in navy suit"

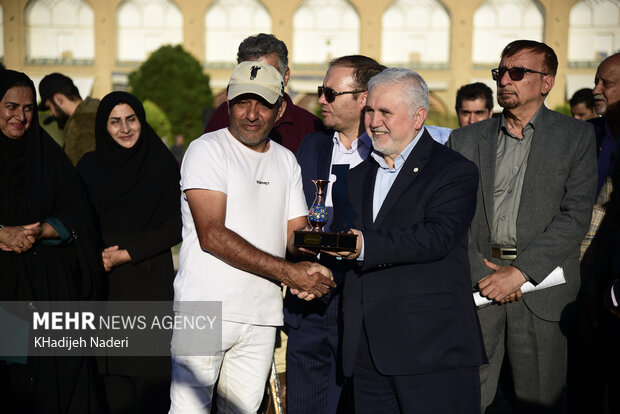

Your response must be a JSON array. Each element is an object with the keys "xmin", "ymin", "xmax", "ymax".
[
  {"xmin": 330, "ymin": 68, "xmax": 487, "ymax": 413},
  {"xmin": 284, "ymin": 55, "xmax": 384, "ymax": 414}
]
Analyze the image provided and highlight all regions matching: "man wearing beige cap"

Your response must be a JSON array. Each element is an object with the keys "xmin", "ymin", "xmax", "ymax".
[{"xmin": 169, "ymin": 61, "xmax": 335, "ymax": 413}]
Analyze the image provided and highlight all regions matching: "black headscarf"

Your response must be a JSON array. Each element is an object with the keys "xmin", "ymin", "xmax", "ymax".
[
  {"xmin": 77, "ymin": 91, "xmax": 180, "ymax": 235},
  {"xmin": 0, "ymin": 70, "xmax": 105, "ymax": 301},
  {"xmin": 0, "ymin": 70, "xmax": 50, "ymax": 227}
]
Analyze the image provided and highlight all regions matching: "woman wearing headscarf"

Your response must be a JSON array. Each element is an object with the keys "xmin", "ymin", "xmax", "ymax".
[
  {"xmin": 77, "ymin": 91, "xmax": 181, "ymax": 413},
  {"xmin": 0, "ymin": 70, "xmax": 106, "ymax": 412}
]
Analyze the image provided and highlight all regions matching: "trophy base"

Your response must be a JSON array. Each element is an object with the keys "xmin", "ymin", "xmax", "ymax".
[{"xmin": 294, "ymin": 230, "xmax": 357, "ymax": 252}]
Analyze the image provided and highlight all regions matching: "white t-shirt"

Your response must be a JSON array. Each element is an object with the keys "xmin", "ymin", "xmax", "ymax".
[{"xmin": 175, "ymin": 128, "xmax": 308, "ymax": 326}]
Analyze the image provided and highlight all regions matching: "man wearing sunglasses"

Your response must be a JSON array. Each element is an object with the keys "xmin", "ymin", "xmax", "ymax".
[
  {"xmin": 284, "ymin": 55, "xmax": 384, "ymax": 414},
  {"xmin": 204, "ymin": 33, "xmax": 324, "ymax": 152},
  {"xmin": 448, "ymin": 40, "xmax": 597, "ymax": 413}
]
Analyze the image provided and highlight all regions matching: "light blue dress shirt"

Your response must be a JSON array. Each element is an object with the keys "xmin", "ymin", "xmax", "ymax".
[
  {"xmin": 358, "ymin": 128, "xmax": 425, "ymax": 260},
  {"xmin": 424, "ymin": 125, "xmax": 452, "ymax": 145}
]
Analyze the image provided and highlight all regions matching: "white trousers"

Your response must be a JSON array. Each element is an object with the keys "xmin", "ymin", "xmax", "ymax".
[{"xmin": 169, "ymin": 320, "xmax": 276, "ymax": 414}]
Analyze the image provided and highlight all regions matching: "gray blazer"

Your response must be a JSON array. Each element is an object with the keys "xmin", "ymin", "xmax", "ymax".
[{"xmin": 448, "ymin": 106, "xmax": 597, "ymax": 321}]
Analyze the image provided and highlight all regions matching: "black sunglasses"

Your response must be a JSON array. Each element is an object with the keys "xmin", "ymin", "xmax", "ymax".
[
  {"xmin": 318, "ymin": 86, "xmax": 366, "ymax": 103},
  {"xmin": 491, "ymin": 67, "xmax": 548, "ymax": 82}
]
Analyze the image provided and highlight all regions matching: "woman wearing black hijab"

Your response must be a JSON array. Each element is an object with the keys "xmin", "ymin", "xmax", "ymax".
[
  {"xmin": 77, "ymin": 91, "xmax": 181, "ymax": 413},
  {"xmin": 0, "ymin": 70, "xmax": 106, "ymax": 412}
]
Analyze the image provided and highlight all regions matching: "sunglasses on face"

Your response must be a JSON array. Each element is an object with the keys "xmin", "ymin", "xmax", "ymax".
[
  {"xmin": 318, "ymin": 86, "xmax": 367, "ymax": 103},
  {"xmin": 491, "ymin": 67, "xmax": 548, "ymax": 82}
]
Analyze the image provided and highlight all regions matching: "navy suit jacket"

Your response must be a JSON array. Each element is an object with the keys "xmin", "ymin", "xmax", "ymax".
[
  {"xmin": 284, "ymin": 129, "xmax": 364, "ymax": 328},
  {"xmin": 589, "ymin": 116, "xmax": 607, "ymax": 154},
  {"xmin": 295, "ymin": 130, "xmax": 335, "ymax": 205},
  {"xmin": 342, "ymin": 130, "xmax": 487, "ymax": 376},
  {"xmin": 284, "ymin": 130, "xmax": 336, "ymax": 329}
]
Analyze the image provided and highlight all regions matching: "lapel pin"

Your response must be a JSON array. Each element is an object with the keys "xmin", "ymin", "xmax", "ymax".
[{"xmin": 413, "ymin": 167, "xmax": 419, "ymax": 173}]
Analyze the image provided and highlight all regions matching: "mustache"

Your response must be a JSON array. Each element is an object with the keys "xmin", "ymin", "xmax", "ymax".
[{"xmin": 594, "ymin": 94, "xmax": 606, "ymax": 102}]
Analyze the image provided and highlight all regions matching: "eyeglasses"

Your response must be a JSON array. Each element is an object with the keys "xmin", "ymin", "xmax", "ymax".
[
  {"xmin": 318, "ymin": 86, "xmax": 366, "ymax": 103},
  {"xmin": 491, "ymin": 67, "xmax": 548, "ymax": 82}
]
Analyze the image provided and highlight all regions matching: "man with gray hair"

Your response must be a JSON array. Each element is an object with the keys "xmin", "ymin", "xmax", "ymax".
[
  {"xmin": 329, "ymin": 68, "xmax": 486, "ymax": 413},
  {"xmin": 205, "ymin": 33, "xmax": 324, "ymax": 152}
]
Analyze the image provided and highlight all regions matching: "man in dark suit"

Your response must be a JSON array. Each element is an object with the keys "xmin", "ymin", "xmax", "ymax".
[
  {"xmin": 448, "ymin": 40, "xmax": 597, "ymax": 413},
  {"xmin": 588, "ymin": 53, "xmax": 620, "ymax": 195},
  {"xmin": 284, "ymin": 55, "xmax": 384, "ymax": 414},
  {"xmin": 329, "ymin": 68, "xmax": 486, "ymax": 413},
  {"xmin": 575, "ymin": 52, "xmax": 620, "ymax": 414}
]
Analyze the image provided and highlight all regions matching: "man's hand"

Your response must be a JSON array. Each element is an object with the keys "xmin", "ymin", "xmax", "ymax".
[
  {"xmin": 321, "ymin": 229, "xmax": 363, "ymax": 260},
  {"xmin": 498, "ymin": 289, "xmax": 523, "ymax": 305},
  {"xmin": 23, "ymin": 222, "xmax": 43, "ymax": 241},
  {"xmin": 478, "ymin": 258, "xmax": 527, "ymax": 303},
  {"xmin": 283, "ymin": 261, "xmax": 336, "ymax": 301},
  {"xmin": 101, "ymin": 245, "xmax": 132, "ymax": 272}
]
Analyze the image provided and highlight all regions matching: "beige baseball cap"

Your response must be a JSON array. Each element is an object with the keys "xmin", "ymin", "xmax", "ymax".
[{"xmin": 227, "ymin": 61, "xmax": 284, "ymax": 105}]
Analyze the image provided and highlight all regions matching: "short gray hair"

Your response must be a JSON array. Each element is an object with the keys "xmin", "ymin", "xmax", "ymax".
[
  {"xmin": 368, "ymin": 68, "xmax": 429, "ymax": 115},
  {"xmin": 237, "ymin": 33, "xmax": 288, "ymax": 78}
]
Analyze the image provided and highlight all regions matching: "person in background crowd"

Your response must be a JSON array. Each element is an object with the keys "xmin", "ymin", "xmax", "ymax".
[
  {"xmin": 204, "ymin": 33, "xmax": 324, "ymax": 152},
  {"xmin": 39, "ymin": 73, "xmax": 99, "ymax": 165},
  {"xmin": 449, "ymin": 40, "xmax": 597, "ymax": 413},
  {"xmin": 285, "ymin": 55, "xmax": 384, "ymax": 414},
  {"xmin": 576, "ymin": 52, "xmax": 620, "ymax": 414},
  {"xmin": 455, "ymin": 82, "xmax": 494, "ymax": 127},
  {"xmin": 171, "ymin": 133, "xmax": 185, "ymax": 166},
  {"xmin": 77, "ymin": 91, "xmax": 182, "ymax": 413},
  {"xmin": 0, "ymin": 69, "xmax": 107, "ymax": 413},
  {"xmin": 569, "ymin": 88, "xmax": 597, "ymax": 121},
  {"xmin": 587, "ymin": 53, "xmax": 620, "ymax": 195}
]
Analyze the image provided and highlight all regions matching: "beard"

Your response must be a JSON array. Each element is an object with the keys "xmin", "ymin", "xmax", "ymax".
[
  {"xmin": 594, "ymin": 94, "xmax": 607, "ymax": 116},
  {"xmin": 497, "ymin": 89, "xmax": 518, "ymax": 109}
]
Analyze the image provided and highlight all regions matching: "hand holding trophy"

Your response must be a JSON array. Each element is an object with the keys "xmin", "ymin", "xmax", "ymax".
[{"xmin": 294, "ymin": 179, "xmax": 357, "ymax": 252}]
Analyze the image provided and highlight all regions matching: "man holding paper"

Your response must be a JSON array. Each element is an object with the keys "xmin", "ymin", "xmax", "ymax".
[{"xmin": 448, "ymin": 40, "xmax": 597, "ymax": 413}]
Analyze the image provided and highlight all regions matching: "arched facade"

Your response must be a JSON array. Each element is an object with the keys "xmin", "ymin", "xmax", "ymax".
[
  {"xmin": 204, "ymin": 0, "xmax": 271, "ymax": 67},
  {"xmin": 25, "ymin": 0, "xmax": 94, "ymax": 63},
  {"xmin": 472, "ymin": 0, "xmax": 544, "ymax": 66},
  {"xmin": 116, "ymin": 0, "xmax": 183, "ymax": 63},
  {"xmin": 568, "ymin": 0, "xmax": 620, "ymax": 67},
  {"xmin": 1, "ymin": 0, "xmax": 608, "ymax": 111},
  {"xmin": 381, "ymin": 0, "xmax": 450, "ymax": 68},
  {"xmin": 292, "ymin": 0, "xmax": 360, "ymax": 64}
]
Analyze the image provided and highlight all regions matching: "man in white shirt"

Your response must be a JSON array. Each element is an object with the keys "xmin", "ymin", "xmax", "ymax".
[{"xmin": 169, "ymin": 61, "xmax": 335, "ymax": 414}]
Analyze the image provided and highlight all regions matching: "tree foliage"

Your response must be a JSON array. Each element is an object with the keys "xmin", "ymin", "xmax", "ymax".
[
  {"xmin": 553, "ymin": 102, "xmax": 572, "ymax": 117},
  {"xmin": 129, "ymin": 45, "xmax": 213, "ymax": 142},
  {"xmin": 143, "ymin": 99, "xmax": 173, "ymax": 146}
]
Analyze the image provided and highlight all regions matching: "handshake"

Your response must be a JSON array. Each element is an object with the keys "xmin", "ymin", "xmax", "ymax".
[{"xmin": 281, "ymin": 261, "xmax": 336, "ymax": 302}]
